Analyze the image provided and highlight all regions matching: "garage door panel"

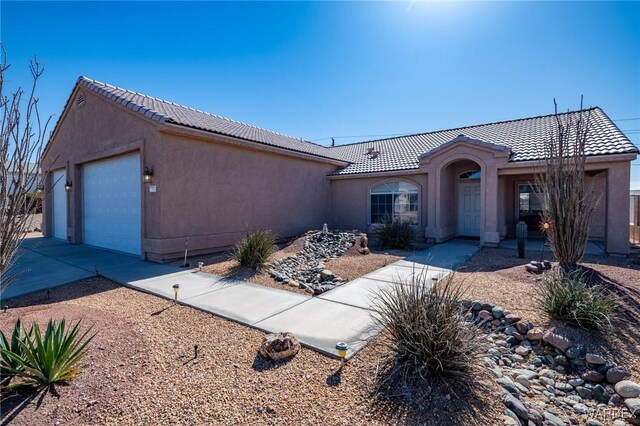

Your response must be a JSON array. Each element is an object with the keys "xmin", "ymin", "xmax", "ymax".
[{"xmin": 83, "ymin": 154, "xmax": 141, "ymax": 255}]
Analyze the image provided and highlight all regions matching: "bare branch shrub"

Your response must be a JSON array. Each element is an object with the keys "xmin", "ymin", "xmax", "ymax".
[
  {"xmin": 0, "ymin": 46, "xmax": 51, "ymax": 295},
  {"xmin": 535, "ymin": 98, "xmax": 599, "ymax": 272}
]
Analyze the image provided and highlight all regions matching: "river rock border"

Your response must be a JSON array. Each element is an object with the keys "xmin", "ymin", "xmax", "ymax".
[
  {"xmin": 468, "ymin": 302, "xmax": 640, "ymax": 425},
  {"xmin": 268, "ymin": 227, "xmax": 357, "ymax": 295}
]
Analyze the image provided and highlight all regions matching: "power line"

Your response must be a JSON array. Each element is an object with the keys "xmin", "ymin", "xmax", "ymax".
[{"xmin": 613, "ymin": 117, "xmax": 640, "ymax": 122}]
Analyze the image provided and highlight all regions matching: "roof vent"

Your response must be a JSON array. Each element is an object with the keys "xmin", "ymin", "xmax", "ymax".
[
  {"xmin": 75, "ymin": 92, "xmax": 86, "ymax": 108},
  {"xmin": 365, "ymin": 147, "xmax": 375, "ymax": 155}
]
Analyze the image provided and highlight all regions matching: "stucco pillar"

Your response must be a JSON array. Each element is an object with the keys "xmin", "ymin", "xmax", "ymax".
[
  {"xmin": 425, "ymin": 165, "xmax": 438, "ymax": 242},
  {"xmin": 498, "ymin": 176, "xmax": 508, "ymax": 238},
  {"xmin": 483, "ymin": 166, "xmax": 501, "ymax": 246},
  {"xmin": 605, "ymin": 163, "xmax": 630, "ymax": 255},
  {"xmin": 70, "ymin": 163, "xmax": 83, "ymax": 244},
  {"xmin": 42, "ymin": 171, "xmax": 52, "ymax": 238}
]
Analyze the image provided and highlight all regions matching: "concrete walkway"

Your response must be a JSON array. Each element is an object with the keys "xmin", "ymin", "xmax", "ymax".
[
  {"xmin": 498, "ymin": 238, "xmax": 606, "ymax": 256},
  {"xmin": 4, "ymin": 238, "xmax": 480, "ymax": 359}
]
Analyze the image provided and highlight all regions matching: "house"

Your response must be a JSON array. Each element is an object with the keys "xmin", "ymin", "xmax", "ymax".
[
  {"xmin": 4, "ymin": 162, "xmax": 40, "ymax": 195},
  {"xmin": 40, "ymin": 77, "xmax": 639, "ymax": 260}
]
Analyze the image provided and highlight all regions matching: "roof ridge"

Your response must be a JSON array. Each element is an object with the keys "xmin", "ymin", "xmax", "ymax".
[
  {"xmin": 78, "ymin": 76, "xmax": 324, "ymax": 146},
  {"xmin": 329, "ymin": 106, "xmax": 600, "ymax": 148},
  {"xmin": 78, "ymin": 76, "xmax": 168, "ymax": 122}
]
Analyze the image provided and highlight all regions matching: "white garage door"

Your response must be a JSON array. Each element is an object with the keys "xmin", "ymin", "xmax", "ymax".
[
  {"xmin": 83, "ymin": 154, "xmax": 141, "ymax": 255},
  {"xmin": 52, "ymin": 169, "xmax": 67, "ymax": 240}
]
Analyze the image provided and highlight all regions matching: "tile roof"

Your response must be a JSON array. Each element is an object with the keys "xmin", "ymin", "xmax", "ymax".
[
  {"xmin": 328, "ymin": 107, "xmax": 638, "ymax": 175},
  {"xmin": 50, "ymin": 78, "xmax": 637, "ymax": 176},
  {"xmin": 74, "ymin": 77, "xmax": 348, "ymax": 163}
]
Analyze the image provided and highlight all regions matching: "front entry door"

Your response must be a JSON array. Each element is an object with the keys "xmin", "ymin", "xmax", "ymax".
[{"xmin": 458, "ymin": 182, "xmax": 481, "ymax": 237}]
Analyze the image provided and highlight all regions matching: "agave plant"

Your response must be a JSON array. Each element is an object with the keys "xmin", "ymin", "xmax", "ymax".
[
  {"xmin": 0, "ymin": 319, "xmax": 95, "ymax": 389},
  {"xmin": 0, "ymin": 319, "xmax": 31, "ymax": 379}
]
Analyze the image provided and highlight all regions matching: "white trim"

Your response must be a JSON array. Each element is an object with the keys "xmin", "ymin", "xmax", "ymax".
[{"xmin": 369, "ymin": 180, "xmax": 420, "ymax": 225}]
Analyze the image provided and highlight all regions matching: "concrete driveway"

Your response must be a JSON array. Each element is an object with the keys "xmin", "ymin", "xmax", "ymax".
[
  {"xmin": 2, "ymin": 237, "xmax": 180, "ymax": 300},
  {"xmin": 3, "ymin": 237, "xmax": 480, "ymax": 359}
]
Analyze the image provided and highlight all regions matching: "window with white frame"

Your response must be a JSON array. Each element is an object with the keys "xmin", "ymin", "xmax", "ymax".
[{"xmin": 370, "ymin": 181, "xmax": 419, "ymax": 224}]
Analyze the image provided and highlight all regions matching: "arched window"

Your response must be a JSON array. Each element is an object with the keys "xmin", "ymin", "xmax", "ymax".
[
  {"xmin": 459, "ymin": 170, "xmax": 481, "ymax": 179},
  {"xmin": 370, "ymin": 181, "xmax": 419, "ymax": 224}
]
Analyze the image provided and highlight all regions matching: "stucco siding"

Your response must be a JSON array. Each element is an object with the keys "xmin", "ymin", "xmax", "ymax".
[
  {"xmin": 329, "ymin": 174, "xmax": 428, "ymax": 232},
  {"xmin": 41, "ymin": 88, "xmax": 160, "ymax": 245},
  {"xmin": 146, "ymin": 133, "xmax": 337, "ymax": 259}
]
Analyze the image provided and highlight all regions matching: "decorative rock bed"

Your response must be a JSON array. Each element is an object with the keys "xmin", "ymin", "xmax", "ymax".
[
  {"xmin": 468, "ymin": 302, "xmax": 640, "ymax": 425},
  {"xmin": 268, "ymin": 226, "xmax": 357, "ymax": 295}
]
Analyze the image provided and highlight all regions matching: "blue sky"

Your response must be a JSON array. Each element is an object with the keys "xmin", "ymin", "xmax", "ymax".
[{"xmin": 2, "ymin": 1, "xmax": 639, "ymax": 186}]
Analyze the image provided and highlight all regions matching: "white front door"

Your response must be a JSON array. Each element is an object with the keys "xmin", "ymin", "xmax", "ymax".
[
  {"xmin": 458, "ymin": 182, "xmax": 481, "ymax": 237},
  {"xmin": 52, "ymin": 169, "xmax": 67, "ymax": 240},
  {"xmin": 83, "ymin": 154, "xmax": 141, "ymax": 255}
]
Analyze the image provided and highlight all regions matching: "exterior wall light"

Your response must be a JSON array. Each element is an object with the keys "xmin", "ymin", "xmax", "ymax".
[
  {"xmin": 36, "ymin": 184, "xmax": 44, "ymax": 195},
  {"xmin": 143, "ymin": 166, "xmax": 154, "ymax": 183},
  {"xmin": 172, "ymin": 283, "xmax": 180, "ymax": 303},
  {"xmin": 431, "ymin": 277, "xmax": 439, "ymax": 287},
  {"xmin": 336, "ymin": 341, "xmax": 349, "ymax": 363},
  {"xmin": 64, "ymin": 180, "xmax": 73, "ymax": 192}
]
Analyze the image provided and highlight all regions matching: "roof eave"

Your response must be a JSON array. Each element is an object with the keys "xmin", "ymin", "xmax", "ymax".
[
  {"xmin": 328, "ymin": 166, "xmax": 423, "ymax": 180},
  {"xmin": 418, "ymin": 134, "xmax": 512, "ymax": 160},
  {"xmin": 160, "ymin": 123, "xmax": 351, "ymax": 167}
]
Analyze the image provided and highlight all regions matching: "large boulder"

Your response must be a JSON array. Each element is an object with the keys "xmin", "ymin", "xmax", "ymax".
[
  {"xmin": 527, "ymin": 327, "xmax": 544, "ymax": 341},
  {"xmin": 357, "ymin": 234, "xmax": 370, "ymax": 255},
  {"xmin": 543, "ymin": 331, "xmax": 573, "ymax": 352},
  {"xmin": 259, "ymin": 332, "xmax": 301, "ymax": 360},
  {"xmin": 625, "ymin": 398, "xmax": 640, "ymax": 417},
  {"xmin": 606, "ymin": 367, "xmax": 630, "ymax": 384},
  {"xmin": 615, "ymin": 380, "xmax": 640, "ymax": 398}
]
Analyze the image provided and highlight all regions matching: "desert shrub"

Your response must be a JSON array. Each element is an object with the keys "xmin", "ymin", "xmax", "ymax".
[
  {"xmin": 0, "ymin": 319, "xmax": 95, "ymax": 390},
  {"xmin": 373, "ymin": 271, "xmax": 483, "ymax": 387},
  {"xmin": 375, "ymin": 216, "xmax": 415, "ymax": 250},
  {"xmin": 0, "ymin": 319, "xmax": 30, "ymax": 379},
  {"xmin": 233, "ymin": 230, "xmax": 276, "ymax": 269},
  {"xmin": 536, "ymin": 271, "xmax": 615, "ymax": 330}
]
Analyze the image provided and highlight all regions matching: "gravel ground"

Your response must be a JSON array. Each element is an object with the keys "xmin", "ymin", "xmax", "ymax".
[
  {"xmin": 4, "ymin": 240, "xmax": 637, "ymax": 425},
  {"xmin": 452, "ymin": 247, "xmax": 640, "ymax": 381},
  {"xmin": 175, "ymin": 235, "xmax": 408, "ymax": 296},
  {"xmin": 0, "ymin": 278, "xmax": 502, "ymax": 425}
]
